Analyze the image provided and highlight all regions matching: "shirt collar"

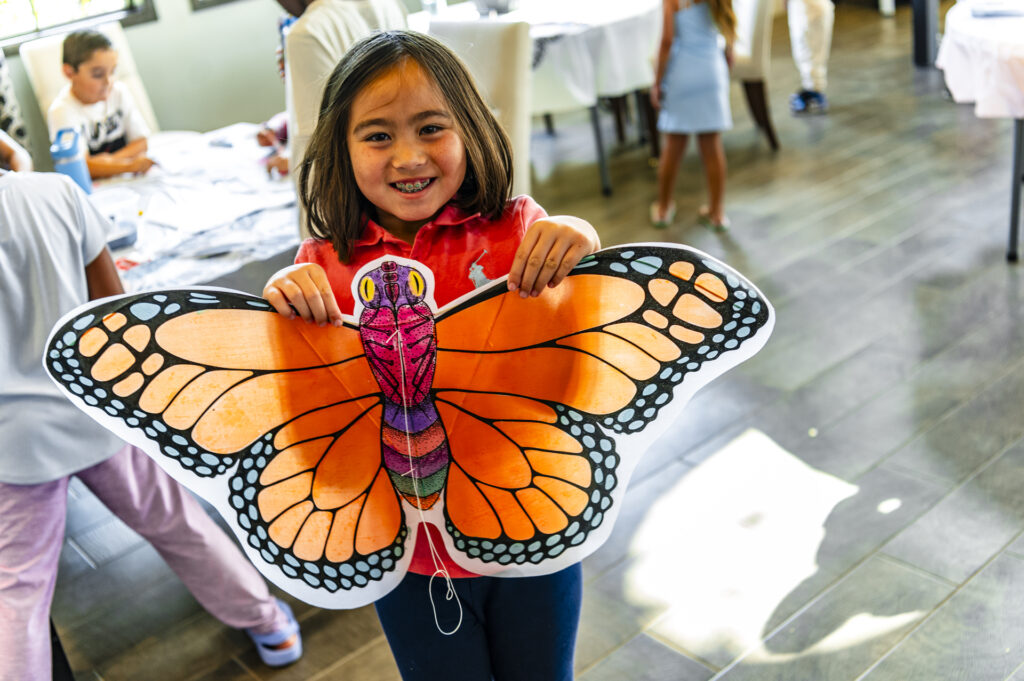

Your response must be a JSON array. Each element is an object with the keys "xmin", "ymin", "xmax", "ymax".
[{"xmin": 355, "ymin": 203, "xmax": 482, "ymax": 247}]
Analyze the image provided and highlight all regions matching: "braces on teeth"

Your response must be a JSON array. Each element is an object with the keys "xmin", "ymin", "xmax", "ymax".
[{"xmin": 395, "ymin": 180, "xmax": 430, "ymax": 192}]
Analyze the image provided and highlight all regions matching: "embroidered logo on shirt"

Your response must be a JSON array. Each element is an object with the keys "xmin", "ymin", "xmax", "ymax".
[{"xmin": 468, "ymin": 250, "xmax": 495, "ymax": 288}]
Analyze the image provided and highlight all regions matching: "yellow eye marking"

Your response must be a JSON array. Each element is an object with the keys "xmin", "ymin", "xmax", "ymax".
[
  {"xmin": 409, "ymin": 270, "xmax": 425, "ymax": 297},
  {"xmin": 359, "ymin": 277, "xmax": 375, "ymax": 302}
]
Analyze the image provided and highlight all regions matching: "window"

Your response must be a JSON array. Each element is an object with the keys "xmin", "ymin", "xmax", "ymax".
[{"xmin": 0, "ymin": 0, "xmax": 156, "ymax": 49}]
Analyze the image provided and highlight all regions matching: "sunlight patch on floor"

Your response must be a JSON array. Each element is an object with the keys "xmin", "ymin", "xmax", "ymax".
[{"xmin": 622, "ymin": 428, "xmax": 858, "ymax": 665}]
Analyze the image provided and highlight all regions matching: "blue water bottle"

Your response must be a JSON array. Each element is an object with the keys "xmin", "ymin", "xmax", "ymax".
[{"xmin": 50, "ymin": 128, "xmax": 92, "ymax": 194}]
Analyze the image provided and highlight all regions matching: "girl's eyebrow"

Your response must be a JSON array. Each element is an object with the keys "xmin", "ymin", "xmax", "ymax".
[{"xmin": 352, "ymin": 110, "xmax": 451, "ymax": 135}]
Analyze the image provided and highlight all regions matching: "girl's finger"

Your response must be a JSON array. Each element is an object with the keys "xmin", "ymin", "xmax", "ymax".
[
  {"xmin": 517, "ymin": 231, "xmax": 557, "ymax": 298},
  {"xmin": 529, "ymin": 238, "xmax": 572, "ymax": 296},
  {"xmin": 278, "ymin": 278, "xmax": 314, "ymax": 322},
  {"xmin": 307, "ymin": 270, "xmax": 344, "ymax": 326},
  {"xmin": 509, "ymin": 225, "xmax": 542, "ymax": 292},
  {"xmin": 262, "ymin": 284, "xmax": 295, "ymax": 319},
  {"xmin": 322, "ymin": 289, "xmax": 345, "ymax": 327},
  {"xmin": 547, "ymin": 241, "xmax": 587, "ymax": 290},
  {"xmin": 296, "ymin": 272, "xmax": 331, "ymax": 325}
]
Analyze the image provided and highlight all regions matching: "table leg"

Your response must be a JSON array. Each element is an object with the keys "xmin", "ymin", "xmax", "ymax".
[
  {"xmin": 609, "ymin": 96, "xmax": 628, "ymax": 144},
  {"xmin": 1009, "ymin": 119, "xmax": 1023, "ymax": 262},
  {"xmin": 911, "ymin": 0, "xmax": 937, "ymax": 67},
  {"xmin": 589, "ymin": 105, "xmax": 613, "ymax": 196},
  {"xmin": 634, "ymin": 90, "xmax": 647, "ymax": 145},
  {"xmin": 636, "ymin": 89, "xmax": 661, "ymax": 159}
]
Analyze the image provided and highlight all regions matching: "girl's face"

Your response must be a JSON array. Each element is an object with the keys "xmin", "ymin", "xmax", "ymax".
[
  {"xmin": 63, "ymin": 48, "xmax": 118, "ymax": 105},
  {"xmin": 347, "ymin": 58, "xmax": 467, "ymax": 241}
]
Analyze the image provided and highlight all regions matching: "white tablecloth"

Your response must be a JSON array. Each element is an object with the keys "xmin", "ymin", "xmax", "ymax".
[
  {"xmin": 88, "ymin": 123, "xmax": 299, "ymax": 292},
  {"xmin": 412, "ymin": 0, "xmax": 661, "ymax": 113},
  {"xmin": 936, "ymin": 1, "xmax": 1024, "ymax": 118}
]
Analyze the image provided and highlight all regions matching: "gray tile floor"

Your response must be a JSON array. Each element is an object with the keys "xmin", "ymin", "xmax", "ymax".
[{"xmin": 52, "ymin": 2, "xmax": 1024, "ymax": 679}]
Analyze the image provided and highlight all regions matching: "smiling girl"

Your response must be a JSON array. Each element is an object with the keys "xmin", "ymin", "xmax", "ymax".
[{"xmin": 263, "ymin": 30, "xmax": 599, "ymax": 681}]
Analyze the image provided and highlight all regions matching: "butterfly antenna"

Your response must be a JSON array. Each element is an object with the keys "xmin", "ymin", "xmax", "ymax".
[{"xmin": 391, "ymin": 326, "xmax": 464, "ymax": 636}]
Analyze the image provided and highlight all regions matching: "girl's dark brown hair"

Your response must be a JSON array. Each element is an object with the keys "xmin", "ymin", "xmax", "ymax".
[{"xmin": 299, "ymin": 30, "xmax": 514, "ymax": 263}]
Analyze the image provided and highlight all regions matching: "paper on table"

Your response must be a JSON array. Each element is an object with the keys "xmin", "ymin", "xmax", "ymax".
[{"xmin": 141, "ymin": 183, "xmax": 294, "ymax": 233}]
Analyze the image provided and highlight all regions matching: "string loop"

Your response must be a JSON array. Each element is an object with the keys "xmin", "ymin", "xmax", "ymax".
[{"xmin": 392, "ymin": 322, "xmax": 463, "ymax": 636}]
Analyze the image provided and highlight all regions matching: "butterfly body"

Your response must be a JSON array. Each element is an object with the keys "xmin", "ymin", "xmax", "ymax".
[
  {"xmin": 359, "ymin": 261, "xmax": 447, "ymax": 510},
  {"xmin": 44, "ymin": 244, "xmax": 774, "ymax": 609}
]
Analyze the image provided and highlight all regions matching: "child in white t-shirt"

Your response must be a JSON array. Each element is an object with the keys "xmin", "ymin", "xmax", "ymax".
[
  {"xmin": 0, "ymin": 134, "xmax": 303, "ymax": 678},
  {"xmin": 47, "ymin": 30, "xmax": 154, "ymax": 179}
]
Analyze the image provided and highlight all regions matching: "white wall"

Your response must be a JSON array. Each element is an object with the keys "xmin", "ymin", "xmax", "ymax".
[{"xmin": 7, "ymin": 0, "xmax": 287, "ymax": 169}]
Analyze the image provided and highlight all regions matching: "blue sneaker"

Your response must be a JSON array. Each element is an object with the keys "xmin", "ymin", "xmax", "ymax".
[
  {"xmin": 246, "ymin": 599, "xmax": 302, "ymax": 667},
  {"xmin": 790, "ymin": 90, "xmax": 828, "ymax": 115}
]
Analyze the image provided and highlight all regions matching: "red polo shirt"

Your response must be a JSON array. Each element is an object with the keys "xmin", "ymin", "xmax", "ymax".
[{"xmin": 295, "ymin": 195, "xmax": 548, "ymax": 577}]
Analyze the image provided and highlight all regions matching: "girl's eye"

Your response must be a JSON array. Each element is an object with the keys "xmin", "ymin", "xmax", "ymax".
[
  {"xmin": 420, "ymin": 124, "xmax": 443, "ymax": 135},
  {"xmin": 364, "ymin": 132, "xmax": 390, "ymax": 143}
]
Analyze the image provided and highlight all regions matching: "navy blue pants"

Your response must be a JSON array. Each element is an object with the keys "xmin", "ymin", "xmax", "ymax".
[{"xmin": 374, "ymin": 563, "xmax": 583, "ymax": 681}]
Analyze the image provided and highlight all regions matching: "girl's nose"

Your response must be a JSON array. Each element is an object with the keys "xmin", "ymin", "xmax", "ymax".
[{"xmin": 392, "ymin": 138, "xmax": 427, "ymax": 168}]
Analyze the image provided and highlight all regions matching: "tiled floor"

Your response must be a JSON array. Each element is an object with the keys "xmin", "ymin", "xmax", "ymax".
[{"xmin": 52, "ymin": 1, "xmax": 1024, "ymax": 679}]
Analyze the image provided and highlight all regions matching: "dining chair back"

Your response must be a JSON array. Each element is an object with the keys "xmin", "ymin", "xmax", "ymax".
[
  {"xmin": 19, "ymin": 22, "xmax": 160, "ymax": 135},
  {"xmin": 730, "ymin": 0, "xmax": 779, "ymax": 149},
  {"xmin": 428, "ymin": 19, "xmax": 533, "ymax": 196}
]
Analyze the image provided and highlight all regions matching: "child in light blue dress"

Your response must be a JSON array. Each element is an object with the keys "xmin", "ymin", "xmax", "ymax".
[{"xmin": 651, "ymin": 0, "xmax": 736, "ymax": 230}]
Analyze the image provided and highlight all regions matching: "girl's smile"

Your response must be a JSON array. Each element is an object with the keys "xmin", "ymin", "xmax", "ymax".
[
  {"xmin": 392, "ymin": 177, "xmax": 434, "ymax": 194},
  {"xmin": 347, "ymin": 58, "xmax": 467, "ymax": 242}
]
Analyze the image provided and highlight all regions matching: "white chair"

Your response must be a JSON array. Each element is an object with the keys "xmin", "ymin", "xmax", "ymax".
[
  {"xmin": 19, "ymin": 21, "xmax": 159, "ymax": 134},
  {"xmin": 428, "ymin": 19, "xmax": 533, "ymax": 196},
  {"xmin": 731, "ymin": 0, "xmax": 779, "ymax": 149},
  {"xmin": 285, "ymin": 0, "xmax": 407, "ymax": 238}
]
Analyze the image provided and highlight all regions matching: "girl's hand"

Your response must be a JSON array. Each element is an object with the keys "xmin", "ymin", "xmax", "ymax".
[
  {"xmin": 508, "ymin": 216, "xmax": 601, "ymax": 298},
  {"xmin": 263, "ymin": 263, "xmax": 344, "ymax": 327},
  {"xmin": 256, "ymin": 127, "xmax": 278, "ymax": 147},
  {"xmin": 650, "ymin": 84, "xmax": 662, "ymax": 110},
  {"xmin": 265, "ymin": 153, "xmax": 289, "ymax": 177}
]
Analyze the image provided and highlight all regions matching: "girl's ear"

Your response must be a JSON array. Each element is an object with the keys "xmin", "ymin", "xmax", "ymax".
[{"xmin": 62, "ymin": 64, "xmax": 76, "ymax": 79}]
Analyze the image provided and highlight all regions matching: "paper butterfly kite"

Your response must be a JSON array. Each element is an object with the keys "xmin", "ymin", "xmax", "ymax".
[{"xmin": 45, "ymin": 244, "xmax": 773, "ymax": 608}]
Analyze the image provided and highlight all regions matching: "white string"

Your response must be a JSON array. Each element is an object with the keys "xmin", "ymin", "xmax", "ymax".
[{"xmin": 387, "ymin": 326, "xmax": 464, "ymax": 636}]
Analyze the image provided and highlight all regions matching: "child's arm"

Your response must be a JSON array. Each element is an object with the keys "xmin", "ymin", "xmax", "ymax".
[
  {"xmin": 0, "ymin": 130, "xmax": 32, "ymax": 171},
  {"xmin": 88, "ymin": 137, "xmax": 153, "ymax": 178},
  {"xmin": 263, "ymin": 263, "xmax": 345, "ymax": 327},
  {"xmin": 110, "ymin": 137, "xmax": 148, "ymax": 159},
  {"xmin": 86, "ymin": 150, "xmax": 154, "ymax": 179},
  {"xmin": 85, "ymin": 247, "xmax": 125, "ymax": 301},
  {"xmin": 651, "ymin": 0, "xmax": 677, "ymax": 109},
  {"xmin": 508, "ymin": 215, "xmax": 601, "ymax": 298}
]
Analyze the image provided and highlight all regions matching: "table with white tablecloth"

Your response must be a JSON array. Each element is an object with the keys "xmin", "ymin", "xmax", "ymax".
[
  {"xmin": 413, "ymin": 0, "xmax": 660, "ymax": 110},
  {"xmin": 936, "ymin": 0, "xmax": 1024, "ymax": 260},
  {"xmin": 410, "ymin": 0, "xmax": 661, "ymax": 194},
  {"xmin": 88, "ymin": 123, "xmax": 300, "ymax": 291}
]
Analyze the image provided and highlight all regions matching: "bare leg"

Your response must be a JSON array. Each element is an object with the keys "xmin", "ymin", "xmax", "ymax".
[
  {"xmin": 655, "ymin": 132, "xmax": 689, "ymax": 219},
  {"xmin": 696, "ymin": 132, "xmax": 727, "ymax": 223}
]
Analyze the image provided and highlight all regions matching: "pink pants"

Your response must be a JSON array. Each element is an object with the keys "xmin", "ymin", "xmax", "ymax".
[{"xmin": 0, "ymin": 445, "xmax": 289, "ymax": 681}]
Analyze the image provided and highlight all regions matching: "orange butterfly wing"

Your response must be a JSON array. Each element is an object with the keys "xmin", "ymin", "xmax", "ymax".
[
  {"xmin": 47, "ymin": 289, "xmax": 407, "ymax": 600},
  {"xmin": 430, "ymin": 245, "xmax": 772, "ymax": 568}
]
